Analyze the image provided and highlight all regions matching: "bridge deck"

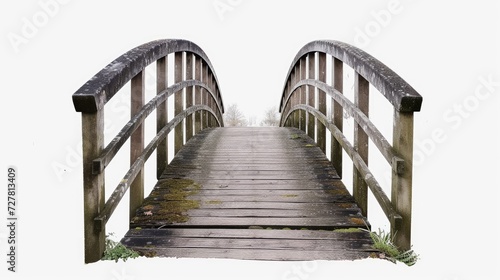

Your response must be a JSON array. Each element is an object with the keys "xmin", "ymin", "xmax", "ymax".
[{"xmin": 121, "ymin": 127, "xmax": 377, "ymax": 260}]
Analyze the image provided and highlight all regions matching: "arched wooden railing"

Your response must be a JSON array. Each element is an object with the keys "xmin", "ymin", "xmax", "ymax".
[
  {"xmin": 279, "ymin": 40, "xmax": 422, "ymax": 251},
  {"xmin": 72, "ymin": 39, "xmax": 224, "ymax": 263}
]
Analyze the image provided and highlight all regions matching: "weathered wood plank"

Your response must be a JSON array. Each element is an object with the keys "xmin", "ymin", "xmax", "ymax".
[
  {"xmin": 132, "ymin": 247, "xmax": 374, "ymax": 261},
  {"xmin": 124, "ymin": 228, "xmax": 371, "ymax": 240},
  {"xmin": 131, "ymin": 216, "xmax": 368, "ymax": 229}
]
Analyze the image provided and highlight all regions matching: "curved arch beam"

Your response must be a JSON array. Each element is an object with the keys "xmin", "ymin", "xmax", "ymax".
[
  {"xmin": 279, "ymin": 40, "xmax": 422, "ymax": 113},
  {"xmin": 72, "ymin": 39, "xmax": 224, "ymax": 114}
]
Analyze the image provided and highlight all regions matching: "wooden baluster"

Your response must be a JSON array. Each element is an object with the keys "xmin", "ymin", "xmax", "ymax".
[
  {"xmin": 185, "ymin": 53, "xmax": 194, "ymax": 141},
  {"xmin": 82, "ymin": 110, "xmax": 105, "ymax": 263},
  {"xmin": 174, "ymin": 52, "xmax": 184, "ymax": 154},
  {"xmin": 307, "ymin": 53, "xmax": 316, "ymax": 140},
  {"xmin": 216, "ymin": 87, "xmax": 222, "ymax": 126},
  {"xmin": 203, "ymin": 63, "xmax": 209, "ymax": 129},
  {"xmin": 294, "ymin": 66, "xmax": 300, "ymax": 129},
  {"xmin": 300, "ymin": 56, "xmax": 307, "ymax": 132},
  {"xmin": 130, "ymin": 70, "xmax": 145, "ymax": 222},
  {"xmin": 391, "ymin": 111, "xmax": 414, "ymax": 251},
  {"xmin": 353, "ymin": 72, "xmax": 369, "ymax": 216},
  {"xmin": 156, "ymin": 56, "xmax": 168, "ymax": 179},
  {"xmin": 211, "ymin": 74, "xmax": 216, "ymax": 127},
  {"xmin": 194, "ymin": 56, "xmax": 202, "ymax": 133},
  {"xmin": 208, "ymin": 71, "xmax": 214, "ymax": 127},
  {"xmin": 331, "ymin": 58, "xmax": 343, "ymax": 178},
  {"xmin": 290, "ymin": 68, "xmax": 296, "ymax": 128},
  {"xmin": 317, "ymin": 52, "xmax": 327, "ymax": 153},
  {"xmin": 281, "ymin": 83, "xmax": 288, "ymax": 126}
]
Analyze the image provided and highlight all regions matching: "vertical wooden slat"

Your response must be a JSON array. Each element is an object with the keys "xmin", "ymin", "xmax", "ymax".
[
  {"xmin": 217, "ymin": 87, "xmax": 223, "ymax": 126},
  {"xmin": 185, "ymin": 53, "xmax": 194, "ymax": 141},
  {"xmin": 202, "ymin": 63, "xmax": 209, "ymax": 129},
  {"xmin": 317, "ymin": 52, "xmax": 327, "ymax": 153},
  {"xmin": 353, "ymin": 72, "xmax": 369, "ymax": 217},
  {"xmin": 292, "ymin": 67, "xmax": 298, "ymax": 128},
  {"xmin": 130, "ymin": 71, "xmax": 145, "ymax": 221},
  {"xmin": 391, "ymin": 111, "xmax": 414, "ymax": 251},
  {"xmin": 194, "ymin": 56, "xmax": 202, "ymax": 133},
  {"xmin": 332, "ymin": 58, "xmax": 343, "ymax": 178},
  {"xmin": 287, "ymin": 78, "xmax": 292, "ymax": 127},
  {"xmin": 208, "ymin": 71, "xmax": 214, "ymax": 127},
  {"xmin": 82, "ymin": 111, "xmax": 105, "ymax": 263},
  {"xmin": 300, "ymin": 56, "xmax": 307, "ymax": 132},
  {"xmin": 156, "ymin": 56, "xmax": 168, "ymax": 179},
  {"xmin": 211, "ymin": 75, "xmax": 216, "ymax": 127},
  {"xmin": 307, "ymin": 52, "xmax": 316, "ymax": 140},
  {"xmin": 174, "ymin": 52, "xmax": 184, "ymax": 155}
]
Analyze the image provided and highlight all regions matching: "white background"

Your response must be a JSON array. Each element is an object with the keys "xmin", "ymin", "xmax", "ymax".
[{"xmin": 1, "ymin": 0, "xmax": 499, "ymax": 279}]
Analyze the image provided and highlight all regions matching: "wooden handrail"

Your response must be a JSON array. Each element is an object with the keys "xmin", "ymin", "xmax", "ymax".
[
  {"xmin": 279, "ymin": 40, "xmax": 422, "ymax": 251},
  {"xmin": 279, "ymin": 40, "xmax": 422, "ymax": 114},
  {"xmin": 72, "ymin": 39, "xmax": 224, "ymax": 114},
  {"xmin": 72, "ymin": 39, "xmax": 224, "ymax": 263}
]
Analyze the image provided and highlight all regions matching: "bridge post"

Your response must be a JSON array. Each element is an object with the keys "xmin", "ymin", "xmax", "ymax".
[
  {"xmin": 353, "ymin": 73, "xmax": 369, "ymax": 217},
  {"xmin": 156, "ymin": 56, "xmax": 168, "ymax": 179},
  {"xmin": 299, "ymin": 57, "xmax": 307, "ymax": 132},
  {"xmin": 81, "ymin": 111, "xmax": 105, "ymax": 263},
  {"xmin": 331, "ymin": 58, "xmax": 343, "ymax": 178},
  {"xmin": 175, "ymin": 52, "xmax": 184, "ymax": 154},
  {"xmin": 307, "ymin": 53, "xmax": 316, "ymax": 140},
  {"xmin": 130, "ymin": 71, "xmax": 145, "ymax": 220},
  {"xmin": 317, "ymin": 52, "xmax": 327, "ymax": 153},
  {"xmin": 202, "ymin": 63, "xmax": 209, "ymax": 129},
  {"xmin": 194, "ymin": 56, "xmax": 202, "ymax": 134},
  {"xmin": 208, "ymin": 71, "xmax": 215, "ymax": 128},
  {"xmin": 391, "ymin": 111, "xmax": 414, "ymax": 251},
  {"xmin": 290, "ymin": 67, "xmax": 297, "ymax": 128},
  {"xmin": 186, "ymin": 53, "xmax": 194, "ymax": 141}
]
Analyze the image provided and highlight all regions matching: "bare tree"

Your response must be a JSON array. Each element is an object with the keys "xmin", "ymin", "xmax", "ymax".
[
  {"xmin": 260, "ymin": 106, "xmax": 280, "ymax": 127},
  {"xmin": 224, "ymin": 103, "xmax": 248, "ymax": 126}
]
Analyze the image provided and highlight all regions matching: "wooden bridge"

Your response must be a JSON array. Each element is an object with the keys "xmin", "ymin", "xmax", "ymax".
[{"xmin": 72, "ymin": 39, "xmax": 422, "ymax": 263}]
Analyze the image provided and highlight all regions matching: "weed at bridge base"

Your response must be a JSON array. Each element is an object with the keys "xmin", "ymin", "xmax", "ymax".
[
  {"xmin": 364, "ymin": 228, "xmax": 419, "ymax": 266},
  {"xmin": 102, "ymin": 233, "xmax": 140, "ymax": 262}
]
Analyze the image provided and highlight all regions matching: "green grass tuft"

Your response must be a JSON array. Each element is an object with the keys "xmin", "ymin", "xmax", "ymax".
[
  {"xmin": 102, "ymin": 233, "xmax": 140, "ymax": 262},
  {"xmin": 365, "ymin": 228, "xmax": 419, "ymax": 266}
]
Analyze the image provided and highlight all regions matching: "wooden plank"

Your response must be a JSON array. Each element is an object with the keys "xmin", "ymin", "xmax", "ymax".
[
  {"xmin": 124, "ymin": 228, "xmax": 371, "ymax": 240},
  {"xmin": 130, "ymin": 247, "xmax": 373, "ymax": 261},
  {"xmin": 123, "ymin": 236, "xmax": 373, "ymax": 251},
  {"xmin": 131, "ymin": 216, "xmax": 368, "ymax": 229},
  {"xmin": 139, "ymin": 201, "xmax": 358, "ymax": 211},
  {"xmin": 134, "ymin": 208, "xmax": 362, "ymax": 218}
]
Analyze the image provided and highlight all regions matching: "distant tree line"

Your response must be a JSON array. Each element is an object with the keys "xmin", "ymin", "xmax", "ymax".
[{"xmin": 223, "ymin": 104, "xmax": 280, "ymax": 127}]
